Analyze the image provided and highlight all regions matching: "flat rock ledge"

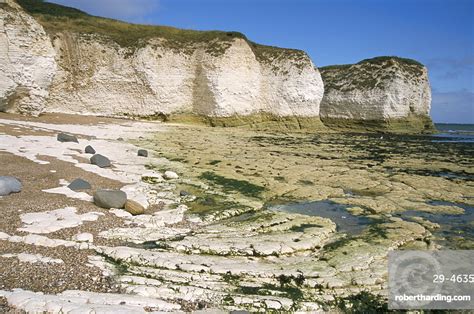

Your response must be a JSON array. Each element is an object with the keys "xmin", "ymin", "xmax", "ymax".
[{"xmin": 0, "ymin": 289, "xmax": 181, "ymax": 313}]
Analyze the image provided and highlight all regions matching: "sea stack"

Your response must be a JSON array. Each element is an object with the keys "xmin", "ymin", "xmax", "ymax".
[{"xmin": 319, "ymin": 57, "xmax": 435, "ymax": 133}]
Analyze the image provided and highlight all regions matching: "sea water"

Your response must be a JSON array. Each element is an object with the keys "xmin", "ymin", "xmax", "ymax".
[{"xmin": 433, "ymin": 123, "xmax": 474, "ymax": 143}]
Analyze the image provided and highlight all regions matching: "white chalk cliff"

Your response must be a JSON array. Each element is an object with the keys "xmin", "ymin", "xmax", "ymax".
[
  {"xmin": 0, "ymin": 0, "xmax": 324, "ymax": 127},
  {"xmin": 0, "ymin": 1, "xmax": 434, "ymax": 132},
  {"xmin": 319, "ymin": 57, "xmax": 434, "ymax": 132},
  {"xmin": 0, "ymin": 0, "xmax": 56, "ymax": 115}
]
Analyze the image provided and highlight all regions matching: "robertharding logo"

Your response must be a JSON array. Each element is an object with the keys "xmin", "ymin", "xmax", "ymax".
[{"xmin": 389, "ymin": 251, "xmax": 443, "ymax": 308}]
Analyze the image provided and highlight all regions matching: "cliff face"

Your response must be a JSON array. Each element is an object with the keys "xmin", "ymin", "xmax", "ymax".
[
  {"xmin": 320, "ymin": 57, "xmax": 434, "ymax": 133},
  {"xmin": 0, "ymin": 0, "xmax": 56, "ymax": 115},
  {"xmin": 47, "ymin": 35, "xmax": 323, "ymax": 121},
  {"xmin": 0, "ymin": 0, "xmax": 324, "ymax": 129},
  {"xmin": 0, "ymin": 1, "xmax": 435, "ymax": 133}
]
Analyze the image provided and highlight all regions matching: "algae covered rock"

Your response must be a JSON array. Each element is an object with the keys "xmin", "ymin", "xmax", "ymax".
[{"xmin": 319, "ymin": 56, "xmax": 434, "ymax": 133}]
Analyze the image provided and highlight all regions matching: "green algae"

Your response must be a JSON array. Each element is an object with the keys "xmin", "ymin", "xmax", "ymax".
[
  {"xmin": 331, "ymin": 291, "xmax": 388, "ymax": 313},
  {"xmin": 198, "ymin": 171, "xmax": 265, "ymax": 198},
  {"xmin": 321, "ymin": 114, "xmax": 435, "ymax": 134},
  {"xmin": 161, "ymin": 113, "xmax": 328, "ymax": 131},
  {"xmin": 321, "ymin": 56, "xmax": 425, "ymax": 93},
  {"xmin": 208, "ymin": 160, "xmax": 222, "ymax": 165}
]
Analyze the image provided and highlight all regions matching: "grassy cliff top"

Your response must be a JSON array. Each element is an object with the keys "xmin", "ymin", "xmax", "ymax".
[
  {"xmin": 357, "ymin": 56, "xmax": 424, "ymax": 67},
  {"xmin": 17, "ymin": 0, "xmax": 246, "ymax": 47},
  {"xmin": 16, "ymin": 0, "xmax": 307, "ymax": 62},
  {"xmin": 320, "ymin": 56, "xmax": 426, "ymax": 92},
  {"xmin": 321, "ymin": 56, "xmax": 425, "ymax": 71}
]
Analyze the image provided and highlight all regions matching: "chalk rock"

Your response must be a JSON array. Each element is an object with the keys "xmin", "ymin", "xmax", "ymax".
[
  {"xmin": 320, "ymin": 56, "xmax": 434, "ymax": 133},
  {"xmin": 44, "ymin": 36, "xmax": 324, "ymax": 128},
  {"xmin": 2, "ymin": 1, "xmax": 324, "ymax": 128},
  {"xmin": 163, "ymin": 171, "xmax": 179, "ymax": 180},
  {"xmin": 73, "ymin": 232, "xmax": 93, "ymax": 243},
  {"xmin": 0, "ymin": 0, "xmax": 57, "ymax": 115},
  {"xmin": 1, "ymin": 1, "xmax": 329, "ymax": 129}
]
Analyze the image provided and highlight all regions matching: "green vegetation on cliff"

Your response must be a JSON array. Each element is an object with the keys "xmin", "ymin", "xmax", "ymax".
[
  {"xmin": 161, "ymin": 113, "xmax": 327, "ymax": 131},
  {"xmin": 17, "ymin": 0, "xmax": 306, "ymax": 60},
  {"xmin": 249, "ymin": 42, "xmax": 309, "ymax": 68},
  {"xmin": 17, "ymin": 0, "xmax": 245, "ymax": 51},
  {"xmin": 321, "ymin": 56, "xmax": 424, "ymax": 71},
  {"xmin": 357, "ymin": 56, "xmax": 423, "ymax": 67},
  {"xmin": 320, "ymin": 115, "xmax": 436, "ymax": 134},
  {"xmin": 320, "ymin": 56, "xmax": 426, "ymax": 92}
]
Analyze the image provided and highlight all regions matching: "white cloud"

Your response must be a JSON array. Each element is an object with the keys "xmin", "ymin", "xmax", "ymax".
[{"xmin": 48, "ymin": 0, "xmax": 160, "ymax": 23}]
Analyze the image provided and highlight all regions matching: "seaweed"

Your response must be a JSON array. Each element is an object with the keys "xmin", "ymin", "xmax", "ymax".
[{"xmin": 198, "ymin": 171, "xmax": 265, "ymax": 198}]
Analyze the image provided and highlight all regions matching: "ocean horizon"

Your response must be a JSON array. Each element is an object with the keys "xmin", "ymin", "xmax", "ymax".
[{"xmin": 433, "ymin": 123, "xmax": 474, "ymax": 143}]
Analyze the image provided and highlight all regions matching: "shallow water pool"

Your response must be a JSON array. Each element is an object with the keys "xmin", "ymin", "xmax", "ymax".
[
  {"xmin": 267, "ymin": 200, "xmax": 372, "ymax": 235},
  {"xmin": 398, "ymin": 201, "xmax": 474, "ymax": 249}
]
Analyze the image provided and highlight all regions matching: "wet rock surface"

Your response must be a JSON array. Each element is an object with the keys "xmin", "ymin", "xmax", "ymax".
[{"xmin": 0, "ymin": 116, "xmax": 472, "ymax": 312}]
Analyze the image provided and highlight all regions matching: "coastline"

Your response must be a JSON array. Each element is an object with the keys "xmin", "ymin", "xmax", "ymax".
[{"xmin": 0, "ymin": 112, "xmax": 472, "ymax": 312}]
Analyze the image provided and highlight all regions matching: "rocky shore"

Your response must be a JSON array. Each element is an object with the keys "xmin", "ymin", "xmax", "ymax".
[
  {"xmin": 0, "ymin": 1, "xmax": 469, "ymax": 312},
  {"xmin": 0, "ymin": 112, "xmax": 472, "ymax": 312}
]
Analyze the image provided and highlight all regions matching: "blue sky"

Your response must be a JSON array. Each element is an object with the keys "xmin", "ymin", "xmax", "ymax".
[{"xmin": 49, "ymin": 0, "xmax": 473, "ymax": 123}]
